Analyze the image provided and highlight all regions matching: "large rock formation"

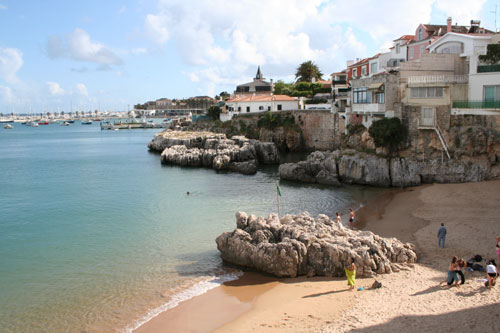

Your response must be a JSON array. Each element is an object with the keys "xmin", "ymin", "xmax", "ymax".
[
  {"xmin": 280, "ymin": 150, "xmax": 498, "ymax": 187},
  {"xmin": 148, "ymin": 131, "xmax": 280, "ymax": 174},
  {"xmin": 216, "ymin": 211, "xmax": 417, "ymax": 278}
]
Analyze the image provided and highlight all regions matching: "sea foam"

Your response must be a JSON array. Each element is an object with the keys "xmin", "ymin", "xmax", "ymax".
[{"xmin": 123, "ymin": 272, "xmax": 242, "ymax": 332}]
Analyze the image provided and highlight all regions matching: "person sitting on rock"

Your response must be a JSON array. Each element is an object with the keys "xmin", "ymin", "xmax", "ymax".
[{"xmin": 345, "ymin": 258, "xmax": 356, "ymax": 290}]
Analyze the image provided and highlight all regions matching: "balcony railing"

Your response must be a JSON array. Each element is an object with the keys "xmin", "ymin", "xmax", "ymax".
[
  {"xmin": 477, "ymin": 64, "xmax": 500, "ymax": 73},
  {"xmin": 408, "ymin": 75, "xmax": 468, "ymax": 84},
  {"xmin": 453, "ymin": 100, "xmax": 500, "ymax": 109}
]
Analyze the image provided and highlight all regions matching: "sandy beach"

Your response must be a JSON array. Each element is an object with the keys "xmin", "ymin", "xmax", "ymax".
[{"xmin": 136, "ymin": 180, "xmax": 500, "ymax": 333}]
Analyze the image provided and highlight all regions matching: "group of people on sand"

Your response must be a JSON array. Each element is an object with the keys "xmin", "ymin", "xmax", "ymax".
[
  {"xmin": 440, "ymin": 256, "xmax": 498, "ymax": 289},
  {"xmin": 335, "ymin": 208, "xmax": 356, "ymax": 230}
]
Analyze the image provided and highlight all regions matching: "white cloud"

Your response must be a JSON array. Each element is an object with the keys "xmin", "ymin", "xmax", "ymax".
[
  {"xmin": 0, "ymin": 85, "xmax": 15, "ymax": 103},
  {"xmin": 145, "ymin": 14, "xmax": 169, "ymax": 44},
  {"xmin": 434, "ymin": 0, "xmax": 487, "ymax": 25},
  {"xmin": 0, "ymin": 4, "xmax": 7, "ymax": 10},
  {"xmin": 46, "ymin": 28, "xmax": 122, "ymax": 66},
  {"xmin": 131, "ymin": 48, "xmax": 147, "ymax": 55},
  {"xmin": 0, "ymin": 47, "xmax": 23, "ymax": 83},
  {"xmin": 46, "ymin": 81, "xmax": 65, "ymax": 96},
  {"xmin": 75, "ymin": 83, "xmax": 88, "ymax": 96}
]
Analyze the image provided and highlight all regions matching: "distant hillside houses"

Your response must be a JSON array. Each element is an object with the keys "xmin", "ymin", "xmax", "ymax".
[
  {"xmin": 135, "ymin": 96, "xmax": 215, "ymax": 116},
  {"xmin": 329, "ymin": 16, "xmax": 499, "ymax": 160}
]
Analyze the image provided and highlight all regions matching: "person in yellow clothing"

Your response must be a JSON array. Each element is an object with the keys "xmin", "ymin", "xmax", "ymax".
[{"xmin": 345, "ymin": 258, "xmax": 356, "ymax": 290}]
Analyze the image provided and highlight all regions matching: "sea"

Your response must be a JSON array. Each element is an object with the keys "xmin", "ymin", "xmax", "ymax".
[{"xmin": 0, "ymin": 120, "xmax": 387, "ymax": 332}]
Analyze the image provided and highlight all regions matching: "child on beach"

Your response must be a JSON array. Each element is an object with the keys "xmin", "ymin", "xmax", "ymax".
[
  {"xmin": 486, "ymin": 260, "xmax": 498, "ymax": 289},
  {"xmin": 345, "ymin": 258, "xmax": 356, "ymax": 290},
  {"xmin": 439, "ymin": 256, "xmax": 460, "ymax": 287},
  {"xmin": 349, "ymin": 208, "xmax": 355, "ymax": 229}
]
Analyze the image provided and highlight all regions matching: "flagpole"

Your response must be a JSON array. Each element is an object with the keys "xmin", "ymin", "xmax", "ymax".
[{"xmin": 276, "ymin": 182, "xmax": 281, "ymax": 219}]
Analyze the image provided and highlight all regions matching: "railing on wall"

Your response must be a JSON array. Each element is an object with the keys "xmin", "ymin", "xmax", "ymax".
[
  {"xmin": 408, "ymin": 75, "xmax": 468, "ymax": 84},
  {"xmin": 477, "ymin": 64, "xmax": 500, "ymax": 73},
  {"xmin": 452, "ymin": 100, "xmax": 500, "ymax": 109}
]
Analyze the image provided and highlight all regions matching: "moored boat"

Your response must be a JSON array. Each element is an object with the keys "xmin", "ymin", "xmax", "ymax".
[
  {"xmin": 3, "ymin": 124, "xmax": 13, "ymax": 129},
  {"xmin": 61, "ymin": 121, "xmax": 70, "ymax": 126},
  {"xmin": 29, "ymin": 122, "xmax": 39, "ymax": 127},
  {"xmin": 38, "ymin": 121, "xmax": 49, "ymax": 125},
  {"xmin": 81, "ymin": 119, "xmax": 93, "ymax": 125}
]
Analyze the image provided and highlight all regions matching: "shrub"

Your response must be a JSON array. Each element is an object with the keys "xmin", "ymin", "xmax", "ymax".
[
  {"xmin": 368, "ymin": 118, "xmax": 407, "ymax": 155},
  {"xmin": 347, "ymin": 123, "xmax": 365, "ymax": 135}
]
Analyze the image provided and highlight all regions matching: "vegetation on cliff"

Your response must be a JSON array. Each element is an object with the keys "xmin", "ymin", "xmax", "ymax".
[{"xmin": 368, "ymin": 118, "xmax": 407, "ymax": 155}]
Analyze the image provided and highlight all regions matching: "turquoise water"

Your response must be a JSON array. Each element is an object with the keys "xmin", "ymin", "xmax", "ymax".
[{"xmin": 0, "ymin": 122, "xmax": 386, "ymax": 332}]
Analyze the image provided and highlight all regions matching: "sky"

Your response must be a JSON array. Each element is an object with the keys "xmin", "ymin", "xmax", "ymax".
[{"xmin": 0, "ymin": 0, "xmax": 497, "ymax": 113}]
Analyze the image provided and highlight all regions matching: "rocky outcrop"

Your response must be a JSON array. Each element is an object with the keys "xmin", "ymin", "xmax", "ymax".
[
  {"xmin": 279, "ymin": 151, "xmax": 340, "ymax": 186},
  {"xmin": 148, "ymin": 131, "xmax": 279, "ymax": 174},
  {"xmin": 216, "ymin": 211, "xmax": 417, "ymax": 278},
  {"xmin": 280, "ymin": 150, "xmax": 496, "ymax": 187}
]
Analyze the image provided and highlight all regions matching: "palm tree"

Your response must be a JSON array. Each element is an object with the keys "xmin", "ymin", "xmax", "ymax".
[{"xmin": 295, "ymin": 61, "xmax": 323, "ymax": 82}]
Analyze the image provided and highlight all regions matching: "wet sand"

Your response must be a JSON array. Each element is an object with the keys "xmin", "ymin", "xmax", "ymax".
[{"xmin": 134, "ymin": 181, "xmax": 500, "ymax": 332}]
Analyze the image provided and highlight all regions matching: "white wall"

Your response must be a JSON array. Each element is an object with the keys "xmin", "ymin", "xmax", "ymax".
[
  {"xmin": 469, "ymin": 72, "xmax": 500, "ymax": 100},
  {"xmin": 221, "ymin": 100, "xmax": 299, "ymax": 120}
]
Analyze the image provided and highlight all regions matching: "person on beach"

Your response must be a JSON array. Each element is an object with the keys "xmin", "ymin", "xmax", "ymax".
[
  {"xmin": 486, "ymin": 260, "xmax": 498, "ymax": 289},
  {"xmin": 349, "ymin": 208, "xmax": 355, "ymax": 229},
  {"xmin": 439, "ymin": 256, "xmax": 460, "ymax": 287},
  {"xmin": 449, "ymin": 259, "xmax": 466, "ymax": 285},
  {"xmin": 437, "ymin": 223, "xmax": 447, "ymax": 248},
  {"xmin": 335, "ymin": 212, "xmax": 341, "ymax": 224},
  {"xmin": 345, "ymin": 258, "xmax": 356, "ymax": 290},
  {"xmin": 496, "ymin": 236, "xmax": 500, "ymax": 269}
]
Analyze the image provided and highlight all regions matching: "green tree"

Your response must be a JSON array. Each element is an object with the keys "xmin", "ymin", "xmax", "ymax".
[
  {"xmin": 368, "ymin": 118, "xmax": 407, "ymax": 155},
  {"xmin": 295, "ymin": 61, "xmax": 323, "ymax": 82},
  {"xmin": 207, "ymin": 105, "xmax": 221, "ymax": 121}
]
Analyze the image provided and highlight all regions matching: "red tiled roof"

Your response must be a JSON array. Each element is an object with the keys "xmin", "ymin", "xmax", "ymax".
[
  {"xmin": 394, "ymin": 35, "xmax": 414, "ymax": 41},
  {"xmin": 227, "ymin": 94, "xmax": 298, "ymax": 103}
]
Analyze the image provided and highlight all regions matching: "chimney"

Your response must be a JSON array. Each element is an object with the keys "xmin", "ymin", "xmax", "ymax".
[
  {"xmin": 346, "ymin": 60, "xmax": 354, "ymax": 67},
  {"xmin": 447, "ymin": 17, "xmax": 452, "ymax": 33}
]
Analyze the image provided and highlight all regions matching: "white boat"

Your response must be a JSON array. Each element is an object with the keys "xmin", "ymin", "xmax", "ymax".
[
  {"xmin": 61, "ymin": 121, "xmax": 70, "ymax": 126},
  {"xmin": 29, "ymin": 122, "xmax": 39, "ymax": 127},
  {"xmin": 81, "ymin": 119, "xmax": 93, "ymax": 125},
  {"xmin": 3, "ymin": 124, "xmax": 13, "ymax": 129}
]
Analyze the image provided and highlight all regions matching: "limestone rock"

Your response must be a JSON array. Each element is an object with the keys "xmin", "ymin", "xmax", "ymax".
[
  {"xmin": 151, "ymin": 131, "xmax": 279, "ymax": 174},
  {"xmin": 216, "ymin": 211, "xmax": 417, "ymax": 278},
  {"xmin": 338, "ymin": 152, "xmax": 391, "ymax": 187},
  {"xmin": 279, "ymin": 151, "xmax": 340, "ymax": 186}
]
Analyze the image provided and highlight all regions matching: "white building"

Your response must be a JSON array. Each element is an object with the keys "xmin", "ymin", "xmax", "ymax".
[{"xmin": 220, "ymin": 95, "xmax": 299, "ymax": 121}]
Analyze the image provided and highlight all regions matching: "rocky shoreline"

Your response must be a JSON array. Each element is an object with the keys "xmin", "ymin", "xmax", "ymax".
[
  {"xmin": 279, "ymin": 149, "xmax": 499, "ymax": 187},
  {"xmin": 148, "ymin": 131, "xmax": 280, "ymax": 174},
  {"xmin": 216, "ymin": 211, "xmax": 417, "ymax": 278}
]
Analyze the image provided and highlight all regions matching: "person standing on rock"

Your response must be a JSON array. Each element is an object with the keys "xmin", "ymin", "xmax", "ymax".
[
  {"xmin": 349, "ymin": 208, "xmax": 355, "ymax": 229},
  {"xmin": 335, "ymin": 212, "xmax": 341, "ymax": 224},
  {"xmin": 438, "ymin": 223, "xmax": 447, "ymax": 248},
  {"xmin": 345, "ymin": 258, "xmax": 356, "ymax": 290}
]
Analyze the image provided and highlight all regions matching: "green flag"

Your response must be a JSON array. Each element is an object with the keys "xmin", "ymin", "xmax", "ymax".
[{"xmin": 277, "ymin": 184, "xmax": 282, "ymax": 196}]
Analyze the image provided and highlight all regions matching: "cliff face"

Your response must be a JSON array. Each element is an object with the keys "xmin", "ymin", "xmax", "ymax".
[
  {"xmin": 216, "ymin": 211, "xmax": 417, "ymax": 278},
  {"xmin": 280, "ymin": 150, "xmax": 498, "ymax": 188}
]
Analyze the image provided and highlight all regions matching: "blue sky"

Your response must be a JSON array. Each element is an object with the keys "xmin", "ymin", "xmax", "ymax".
[{"xmin": 0, "ymin": 0, "xmax": 497, "ymax": 113}]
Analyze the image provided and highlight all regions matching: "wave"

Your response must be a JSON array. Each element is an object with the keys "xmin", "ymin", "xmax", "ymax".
[{"xmin": 122, "ymin": 271, "xmax": 243, "ymax": 332}]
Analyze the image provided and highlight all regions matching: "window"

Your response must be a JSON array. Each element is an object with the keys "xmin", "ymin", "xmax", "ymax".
[
  {"xmin": 371, "ymin": 63, "xmax": 378, "ymax": 74},
  {"xmin": 420, "ymin": 45, "xmax": 425, "ymax": 56},
  {"xmin": 409, "ymin": 47, "xmax": 414, "ymax": 59},
  {"xmin": 353, "ymin": 88, "xmax": 370, "ymax": 103},
  {"xmin": 374, "ymin": 92, "xmax": 385, "ymax": 104},
  {"xmin": 362, "ymin": 66, "xmax": 367, "ymax": 76},
  {"xmin": 396, "ymin": 43, "xmax": 400, "ymax": 54},
  {"xmin": 268, "ymin": 106, "xmax": 271, "ymax": 111},
  {"xmin": 418, "ymin": 28, "xmax": 423, "ymax": 41},
  {"xmin": 277, "ymin": 104, "xmax": 282, "ymax": 111},
  {"xmin": 411, "ymin": 87, "xmax": 444, "ymax": 98},
  {"xmin": 259, "ymin": 106, "xmax": 264, "ymax": 111},
  {"xmin": 353, "ymin": 68, "xmax": 358, "ymax": 77},
  {"xmin": 246, "ymin": 106, "xmax": 250, "ymax": 112},
  {"xmin": 484, "ymin": 86, "xmax": 500, "ymax": 103},
  {"xmin": 237, "ymin": 106, "xmax": 241, "ymax": 112}
]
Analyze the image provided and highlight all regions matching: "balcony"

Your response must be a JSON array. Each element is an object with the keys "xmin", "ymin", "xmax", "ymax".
[
  {"xmin": 451, "ymin": 100, "xmax": 500, "ymax": 115},
  {"xmin": 407, "ymin": 75, "xmax": 468, "ymax": 84},
  {"xmin": 333, "ymin": 79, "xmax": 347, "ymax": 84},
  {"xmin": 477, "ymin": 64, "xmax": 500, "ymax": 73},
  {"xmin": 352, "ymin": 103, "xmax": 386, "ymax": 113},
  {"xmin": 453, "ymin": 100, "xmax": 500, "ymax": 109}
]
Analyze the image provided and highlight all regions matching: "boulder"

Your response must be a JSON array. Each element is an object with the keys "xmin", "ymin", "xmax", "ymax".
[
  {"xmin": 338, "ymin": 152, "xmax": 391, "ymax": 187},
  {"xmin": 216, "ymin": 211, "xmax": 417, "ymax": 278},
  {"xmin": 279, "ymin": 151, "xmax": 340, "ymax": 186}
]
